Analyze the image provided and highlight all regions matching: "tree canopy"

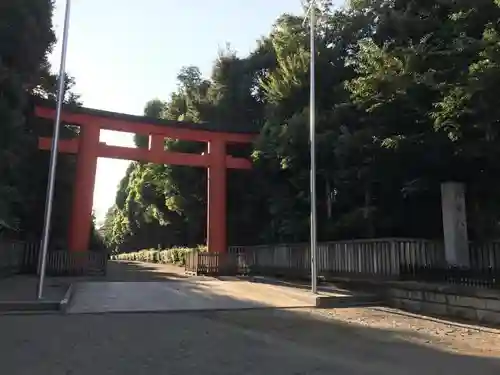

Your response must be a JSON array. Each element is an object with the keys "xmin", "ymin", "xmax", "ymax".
[
  {"xmin": 0, "ymin": 0, "xmax": 103, "ymax": 249},
  {"xmin": 101, "ymin": 0, "xmax": 500, "ymax": 252},
  {"xmin": 2, "ymin": 0, "xmax": 500, "ymax": 252}
]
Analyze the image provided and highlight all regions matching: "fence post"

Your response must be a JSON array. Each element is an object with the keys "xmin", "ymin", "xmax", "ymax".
[
  {"xmin": 390, "ymin": 239, "xmax": 399, "ymax": 278},
  {"xmin": 36, "ymin": 241, "xmax": 43, "ymax": 276}
]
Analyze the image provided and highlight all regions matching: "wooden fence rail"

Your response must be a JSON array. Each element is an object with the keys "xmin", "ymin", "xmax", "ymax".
[
  {"xmin": 0, "ymin": 240, "xmax": 26, "ymax": 277},
  {"xmin": 0, "ymin": 240, "xmax": 108, "ymax": 277},
  {"xmin": 469, "ymin": 241, "xmax": 500, "ymax": 269},
  {"xmin": 185, "ymin": 252, "xmax": 240, "ymax": 276},
  {"xmin": 22, "ymin": 245, "xmax": 108, "ymax": 276},
  {"xmin": 227, "ymin": 238, "xmax": 446, "ymax": 279}
]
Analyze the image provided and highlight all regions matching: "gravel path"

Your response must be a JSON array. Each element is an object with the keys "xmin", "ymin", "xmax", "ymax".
[
  {"xmin": 0, "ymin": 307, "xmax": 499, "ymax": 375},
  {"xmin": 314, "ymin": 307, "xmax": 500, "ymax": 356}
]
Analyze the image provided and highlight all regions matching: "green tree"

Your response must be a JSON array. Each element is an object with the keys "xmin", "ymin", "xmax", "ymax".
[
  {"xmin": 0, "ymin": 0, "xmax": 55, "ymax": 233},
  {"xmin": 104, "ymin": 0, "xmax": 500, "ymax": 250}
]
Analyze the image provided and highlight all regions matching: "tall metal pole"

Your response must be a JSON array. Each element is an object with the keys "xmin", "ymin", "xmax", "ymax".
[
  {"xmin": 309, "ymin": 1, "xmax": 318, "ymax": 293},
  {"xmin": 308, "ymin": 2, "xmax": 318, "ymax": 294},
  {"xmin": 37, "ymin": 0, "xmax": 72, "ymax": 300}
]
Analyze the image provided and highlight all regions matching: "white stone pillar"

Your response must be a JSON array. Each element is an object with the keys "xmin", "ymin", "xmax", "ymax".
[{"xmin": 441, "ymin": 182, "xmax": 470, "ymax": 266}]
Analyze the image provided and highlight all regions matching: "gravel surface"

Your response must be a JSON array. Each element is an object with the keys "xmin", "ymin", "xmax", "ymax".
[
  {"xmin": 314, "ymin": 307, "xmax": 500, "ymax": 356},
  {"xmin": 0, "ymin": 307, "xmax": 499, "ymax": 375}
]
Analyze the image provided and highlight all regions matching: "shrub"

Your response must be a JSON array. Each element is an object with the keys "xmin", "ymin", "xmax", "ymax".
[{"xmin": 112, "ymin": 246, "xmax": 207, "ymax": 266}]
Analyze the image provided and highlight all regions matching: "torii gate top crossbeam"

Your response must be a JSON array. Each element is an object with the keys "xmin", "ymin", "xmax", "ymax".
[{"xmin": 35, "ymin": 100, "xmax": 258, "ymax": 144}]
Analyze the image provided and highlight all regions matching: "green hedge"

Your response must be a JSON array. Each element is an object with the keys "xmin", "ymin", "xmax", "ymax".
[{"xmin": 111, "ymin": 246, "xmax": 207, "ymax": 266}]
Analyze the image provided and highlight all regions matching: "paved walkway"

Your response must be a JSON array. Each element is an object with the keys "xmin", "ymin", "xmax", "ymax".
[
  {"xmin": 68, "ymin": 280, "xmax": 321, "ymax": 313},
  {"xmin": 67, "ymin": 261, "xmax": 350, "ymax": 313}
]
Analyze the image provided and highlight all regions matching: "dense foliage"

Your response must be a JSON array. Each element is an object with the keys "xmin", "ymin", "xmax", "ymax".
[
  {"xmin": 102, "ymin": 0, "xmax": 500, "ymax": 252},
  {"xmin": 112, "ymin": 246, "xmax": 207, "ymax": 267},
  {"xmin": 0, "ymin": 0, "xmax": 103, "ymax": 249},
  {"xmin": 3, "ymin": 1, "xmax": 500, "ymax": 253}
]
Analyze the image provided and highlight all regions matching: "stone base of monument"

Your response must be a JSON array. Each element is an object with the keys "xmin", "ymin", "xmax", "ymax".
[{"xmin": 315, "ymin": 294, "xmax": 382, "ymax": 308}]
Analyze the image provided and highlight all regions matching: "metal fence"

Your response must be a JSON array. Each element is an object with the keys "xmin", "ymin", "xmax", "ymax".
[{"xmin": 400, "ymin": 265, "xmax": 500, "ymax": 289}]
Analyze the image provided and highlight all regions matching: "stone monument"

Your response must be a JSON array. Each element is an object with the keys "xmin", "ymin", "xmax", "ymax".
[{"xmin": 441, "ymin": 182, "xmax": 469, "ymax": 266}]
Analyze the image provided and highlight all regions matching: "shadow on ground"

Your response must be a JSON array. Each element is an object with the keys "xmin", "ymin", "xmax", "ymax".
[
  {"xmin": 0, "ymin": 260, "xmax": 499, "ymax": 374},
  {"xmin": 0, "ymin": 275, "xmax": 68, "ymax": 302},
  {"xmin": 0, "ymin": 261, "xmax": 188, "ymax": 302},
  {"xmin": 86, "ymin": 260, "xmax": 192, "ymax": 282},
  {"xmin": 67, "ymin": 261, "xmax": 321, "ymax": 314},
  {"xmin": 0, "ymin": 302, "xmax": 498, "ymax": 374}
]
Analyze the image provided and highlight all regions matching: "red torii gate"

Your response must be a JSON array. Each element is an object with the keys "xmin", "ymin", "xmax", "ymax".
[{"xmin": 35, "ymin": 103, "xmax": 257, "ymax": 253}]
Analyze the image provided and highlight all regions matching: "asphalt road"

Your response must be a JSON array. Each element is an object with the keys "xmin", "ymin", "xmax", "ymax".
[{"xmin": 1, "ymin": 308, "xmax": 499, "ymax": 375}]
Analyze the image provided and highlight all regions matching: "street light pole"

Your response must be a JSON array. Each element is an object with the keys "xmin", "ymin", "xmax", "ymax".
[
  {"xmin": 304, "ymin": 0, "xmax": 318, "ymax": 294},
  {"xmin": 37, "ymin": 0, "xmax": 72, "ymax": 300}
]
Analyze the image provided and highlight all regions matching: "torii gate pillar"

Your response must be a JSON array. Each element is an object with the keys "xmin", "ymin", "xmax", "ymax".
[
  {"xmin": 68, "ymin": 126, "xmax": 100, "ymax": 252},
  {"xmin": 207, "ymin": 139, "xmax": 227, "ymax": 254}
]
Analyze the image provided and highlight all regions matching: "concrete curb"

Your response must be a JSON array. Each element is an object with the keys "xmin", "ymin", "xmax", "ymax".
[
  {"xmin": 0, "ymin": 300, "xmax": 60, "ymax": 313},
  {"xmin": 59, "ymin": 284, "xmax": 74, "ymax": 313},
  {"xmin": 62, "ymin": 305, "xmax": 318, "ymax": 316},
  {"xmin": 315, "ymin": 295, "xmax": 382, "ymax": 309},
  {"xmin": 0, "ymin": 284, "xmax": 74, "ymax": 314}
]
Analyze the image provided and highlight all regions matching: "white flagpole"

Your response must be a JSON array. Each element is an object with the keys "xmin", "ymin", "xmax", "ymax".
[
  {"xmin": 37, "ymin": 0, "xmax": 72, "ymax": 299},
  {"xmin": 304, "ymin": 0, "xmax": 318, "ymax": 294}
]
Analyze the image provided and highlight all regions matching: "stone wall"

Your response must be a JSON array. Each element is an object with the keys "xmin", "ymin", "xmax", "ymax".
[{"xmin": 385, "ymin": 282, "xmax": 500, "ymax": 326}]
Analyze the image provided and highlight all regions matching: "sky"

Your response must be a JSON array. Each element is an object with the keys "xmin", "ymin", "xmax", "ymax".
[{"xmin": 47, "ymin": 0, "xmax": 338, "ymax": 224}]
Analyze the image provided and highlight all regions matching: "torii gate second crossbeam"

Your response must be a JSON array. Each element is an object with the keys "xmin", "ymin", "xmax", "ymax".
[{"xmin": 35, "ymin": 102, "xmax": 257, "ymax": 253}]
